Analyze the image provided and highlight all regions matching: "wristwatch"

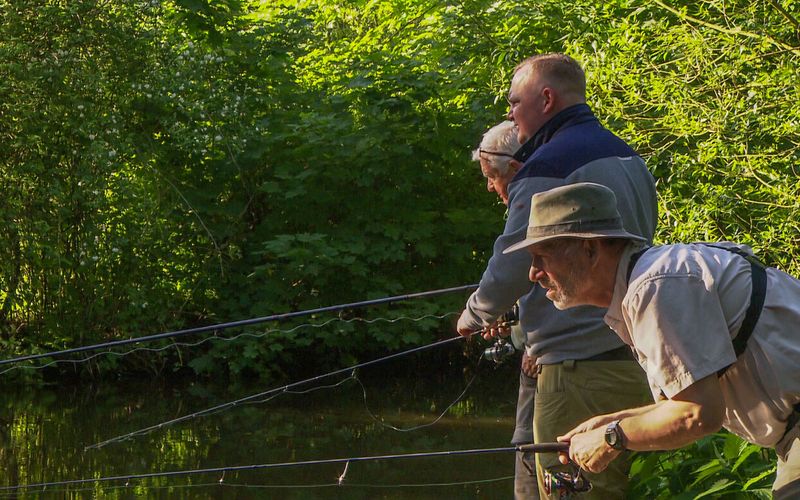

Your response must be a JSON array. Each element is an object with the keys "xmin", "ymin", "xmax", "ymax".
[{"xmin": 604, "ymin": 420, "xmax": 627, "ymax": 450}]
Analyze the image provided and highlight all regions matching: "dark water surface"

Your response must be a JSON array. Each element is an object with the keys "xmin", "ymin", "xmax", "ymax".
[{"xmin": 0, "ymin": 354, "xmax": 521, "ymax": 499}]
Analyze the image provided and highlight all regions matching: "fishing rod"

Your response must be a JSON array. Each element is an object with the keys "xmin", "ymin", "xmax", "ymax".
[
  {"xmin": 0, "ymin": 284, "xmax": 478, "ymax": 367},
  {"xmin": 0, "ymin": 444, "xmax": 570, "ymax": 493},
  {"xmin": 86, "ymin": 309, "xmax": 522, "ymax": 450},
  {"xmin": 0, "ymin": 312, "xmax": 460, "ymax": 377},
  {"xmin": 86, "ymin": 335, "xmax": 467, "ymax": 450},
  {"xmin": 2, "ymin": 475, "xmax": 516, "ymax": 498}
]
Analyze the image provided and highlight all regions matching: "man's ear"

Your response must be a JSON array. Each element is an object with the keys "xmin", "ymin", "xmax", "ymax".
[
  {"xmin": 542, "ymin": 87, "xmax": 557, "ymax": 114},
  {"xmin": 508, "ymin": 159, "xmax": 522, "ymax": 174}
]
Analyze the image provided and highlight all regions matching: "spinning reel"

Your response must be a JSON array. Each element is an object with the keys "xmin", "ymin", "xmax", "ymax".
[
  {"xmin": 543, "ymin": 463, "xmax": 592, "ymax": 498},
  {"xmin": 481, "ymin": 304, "xmax": 520, "ymax": 364}
]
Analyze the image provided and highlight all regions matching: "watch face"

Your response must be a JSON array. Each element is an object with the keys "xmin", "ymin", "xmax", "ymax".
[
  {"xmin": 605, "ymin": 421, "xmax": 623, "ymax": 449},
  {"xmin": 605, "ymin": 428, "xmax": 618, "ymax": 447}
]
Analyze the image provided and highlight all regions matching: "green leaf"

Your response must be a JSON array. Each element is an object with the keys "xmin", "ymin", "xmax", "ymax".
[
  {"xmin": 742, "ymin": 466, "xmax": 777, "ymax": 490},
  {"xmin": 693, "ymin": 479, "xmax": 735, "ymax": 499}
]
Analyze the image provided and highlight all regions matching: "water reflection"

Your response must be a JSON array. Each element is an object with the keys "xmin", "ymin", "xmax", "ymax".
[{"xmin": 0, "ymin": 358, "xmax": 520, "ymax": 499}]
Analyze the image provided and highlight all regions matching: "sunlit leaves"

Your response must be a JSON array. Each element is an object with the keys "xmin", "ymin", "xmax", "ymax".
[
  {"xmin": 2, "ymin": 0, "xmax": 799, "ymax": 407},
  {"xmin": 564, "ymin": 0, "xmax": 800, "ymax": 275},
  {"xmin": 629, "ymin": 433, "xmax": 776, "ymax": 497}
]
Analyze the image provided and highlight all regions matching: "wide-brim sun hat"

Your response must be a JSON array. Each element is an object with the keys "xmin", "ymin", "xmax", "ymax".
[{"xmin": 503, "ymin": 182, "xmax": 647, "ymax": 254}]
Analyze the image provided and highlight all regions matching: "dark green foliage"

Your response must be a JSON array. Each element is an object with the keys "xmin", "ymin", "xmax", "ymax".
[
  {"xmin": 630, "ymin": 433, "xmax": 776, "ymax": 498},
  {"xmin": 1, "ymin": 0, "xmax": 798, "ymax": 491},
  {"xmin": 0, "ymin": 0, "xmax": 511, "ymax": 377}
]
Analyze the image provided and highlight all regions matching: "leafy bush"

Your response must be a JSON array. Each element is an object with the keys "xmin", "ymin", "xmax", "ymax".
[
  {"xmin": 2, "ymin": 0, "xmax": 796, "ymax": 492},
  {"xmin": 630, "ymin": 432, "xmax": 776, "ymax": 499}
]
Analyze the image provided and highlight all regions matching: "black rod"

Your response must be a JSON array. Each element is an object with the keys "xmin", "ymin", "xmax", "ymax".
[
  {"xmin": 0, "ymin": 443, "xmax": 569, "ymax": 492},
  {"xmin": 0, "ymin": 284, "xmax": 478, "ymax": 367}
]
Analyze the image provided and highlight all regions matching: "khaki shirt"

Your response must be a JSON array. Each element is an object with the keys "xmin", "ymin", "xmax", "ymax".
[{"xmin": 605, "ymin": 243, "xmax": 800, "ymax": 448}]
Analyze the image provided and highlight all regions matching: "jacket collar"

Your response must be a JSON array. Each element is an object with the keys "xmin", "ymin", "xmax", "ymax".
[{"xmin": 513, "ymin": 103, "xmax": 597, "ymax": 163}]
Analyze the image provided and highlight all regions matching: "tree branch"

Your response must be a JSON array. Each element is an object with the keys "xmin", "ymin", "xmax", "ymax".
[
  {"xmin": 766, "ymin": 0, "xmax": 800, "ymax": 34},
  {"xmin": 652, "ymin": 0, "xmax": 800, "ymax": 56}
]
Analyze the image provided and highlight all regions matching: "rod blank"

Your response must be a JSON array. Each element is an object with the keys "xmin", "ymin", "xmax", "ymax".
[{"xmin": 0, "ymin": 284, "xmax": 478, "ymax": 367}]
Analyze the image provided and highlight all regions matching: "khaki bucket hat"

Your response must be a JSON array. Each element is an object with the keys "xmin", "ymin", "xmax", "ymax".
[{"xmin": 503, "ymin": 182, "xmax": 646, "ymax": 254}]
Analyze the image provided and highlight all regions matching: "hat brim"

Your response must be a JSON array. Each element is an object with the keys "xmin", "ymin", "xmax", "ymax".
[{"xmin": 503, "ymin": 230, "xmax": 647, "ymax": 255}]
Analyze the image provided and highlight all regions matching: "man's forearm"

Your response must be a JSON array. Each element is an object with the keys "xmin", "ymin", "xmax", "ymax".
[
  {"xmin": 560, "ymin": 400, "xmax": 720, "ymax": 473},
  {"xmin": 619, "ymin": 399, "xmax": 722, "ymax": 451},
  {"xmin": 617, "ymin": 373, "xmax": 725, "ymax": 451},
  {"xmin": 564, "ymin": 403, "xmax": 659, "ymax": 436},
  {"xmin": 606, "ymin": 404, "xmax": 658, "ymax": 423},
  {"xmin": 460, "ymin": 182, "xmax": 536, "ymax": 331}
]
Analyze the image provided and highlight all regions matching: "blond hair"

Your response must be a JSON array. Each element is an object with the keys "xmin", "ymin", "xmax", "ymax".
[{"xmin": 514, "ymin": 53, "xmax": 586, "ymax": 100}]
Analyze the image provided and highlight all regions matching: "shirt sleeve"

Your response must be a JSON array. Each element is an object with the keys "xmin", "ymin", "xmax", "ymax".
[
  {"xmin": 457, "ymin": 171, "xmax": 561, "ymax": 332},
  {"xmin": 624, "ymin": 274, "xmax": 737, "ymax": 399}
]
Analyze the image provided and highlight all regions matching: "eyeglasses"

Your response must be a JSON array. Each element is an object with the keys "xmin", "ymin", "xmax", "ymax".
[{"xmin": 479, "ymin": 149, "xmax": 514, "ymax": 158}]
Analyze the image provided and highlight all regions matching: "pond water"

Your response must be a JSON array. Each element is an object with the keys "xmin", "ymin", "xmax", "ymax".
[{"xmin": 0, "ymin": 347, "xmax": 522, "ymax": 499}]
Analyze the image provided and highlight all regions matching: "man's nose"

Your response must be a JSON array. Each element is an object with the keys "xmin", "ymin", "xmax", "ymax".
[
  {"xmin": 506, "ymin": 108, "xmax": 513, "ymax": 121},
  {"xmin": 487, "ymin": 179, "xmax": 494, "ymax": 192},
  {"xmin": 529, "ymin": 260, "xmax": 546, "ymax": 283}
]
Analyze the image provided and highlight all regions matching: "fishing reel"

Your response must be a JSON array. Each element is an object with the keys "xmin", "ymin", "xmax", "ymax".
[
  {"xmin": 483, "ymin": 339, "xmax": 515, "ymax": 364},
  {"xmin": 543, "ymin": 463, "xmax": 592, "ymax": 498},
  {"xmin": 481, "ymin": 304, "xmax": 519, "ymax": 364}
]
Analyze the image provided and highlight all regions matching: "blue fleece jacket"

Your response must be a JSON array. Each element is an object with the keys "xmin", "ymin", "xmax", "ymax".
[{"xmin": 458, "ymin": 104, "xmax": 657, "ymax": 363}]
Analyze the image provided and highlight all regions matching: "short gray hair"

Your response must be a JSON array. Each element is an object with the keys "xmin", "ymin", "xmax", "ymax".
[{"xmin": 471, "ymin": 121, "xmax": 521, "ymax": 175}]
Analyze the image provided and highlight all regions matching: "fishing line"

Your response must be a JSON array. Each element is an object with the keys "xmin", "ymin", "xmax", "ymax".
[
  {"xmin": 0, "ymin": 474, "xmax": 516, "ymax": 498},
  {"xmin": 237, "ymin": 373, "xmax": 360, "ymax": 408},
  {"xmin": 353, "ymin": 356, "xmax": 484, "ymax": 432},
  {"xmin": 0, "ymin": 311, "xmax": 458, "ymax": 376},
  {"xmin": 86, "ymin": 334, "xmax": 471, "ymax": 450},
  {"xmin": 0, "ymin": 284, "xmax": 478, "ymax": 368},
  {"xmin": 0, "ymin": 446, "xmax": 521, "ymax": 493}
]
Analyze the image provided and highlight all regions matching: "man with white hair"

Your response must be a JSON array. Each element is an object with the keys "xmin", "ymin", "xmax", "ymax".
[
  {"xmin": 504, "ymin": 181, "xmax": 800, "ymax": 499},
  {"xmin": 472, "ymin": 120, "xmax": 540, "ymax": 497},
  {"xmin": 473, "ymin": 121, "xmax": 522, "ymax": 206},
  {"xmin": 458, "ymin": 53, "xmax": 657, "ymax": 498}
]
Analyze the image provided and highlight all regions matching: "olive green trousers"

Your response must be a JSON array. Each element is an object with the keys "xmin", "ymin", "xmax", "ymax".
[{"xmin": 534, "ymin": 359, "xmax": 650, "ymax": 499}]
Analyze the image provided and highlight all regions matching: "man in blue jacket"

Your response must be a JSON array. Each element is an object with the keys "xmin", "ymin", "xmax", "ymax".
[{"xmin": 458, "ymin": 53, "xmax": 657, "ymax": 498}]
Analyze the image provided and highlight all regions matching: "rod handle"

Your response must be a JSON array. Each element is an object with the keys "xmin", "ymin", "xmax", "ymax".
[{"xmin": 516, "ymin": 442, "xmax": 569, "ymax": 453}]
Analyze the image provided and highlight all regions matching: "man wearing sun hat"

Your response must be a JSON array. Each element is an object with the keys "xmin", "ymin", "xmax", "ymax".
[{"xmin": 505, "ymin": 182, "xmax": 800, "ymax": 498}]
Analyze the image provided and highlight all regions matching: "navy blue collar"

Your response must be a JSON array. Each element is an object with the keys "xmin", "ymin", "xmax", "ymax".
[{"xmin": 512, "ymin": 103, "xmax": 597, "ymax": 163}]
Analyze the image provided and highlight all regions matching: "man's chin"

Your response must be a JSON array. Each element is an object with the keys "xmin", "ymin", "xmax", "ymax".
[
  {"xmin": 544, "ymin": 290, "xmax": 566, "ymax": 309},
  {"xmin": 547, "ymin": 293, "xmax": 577, "ymax": 310}
]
